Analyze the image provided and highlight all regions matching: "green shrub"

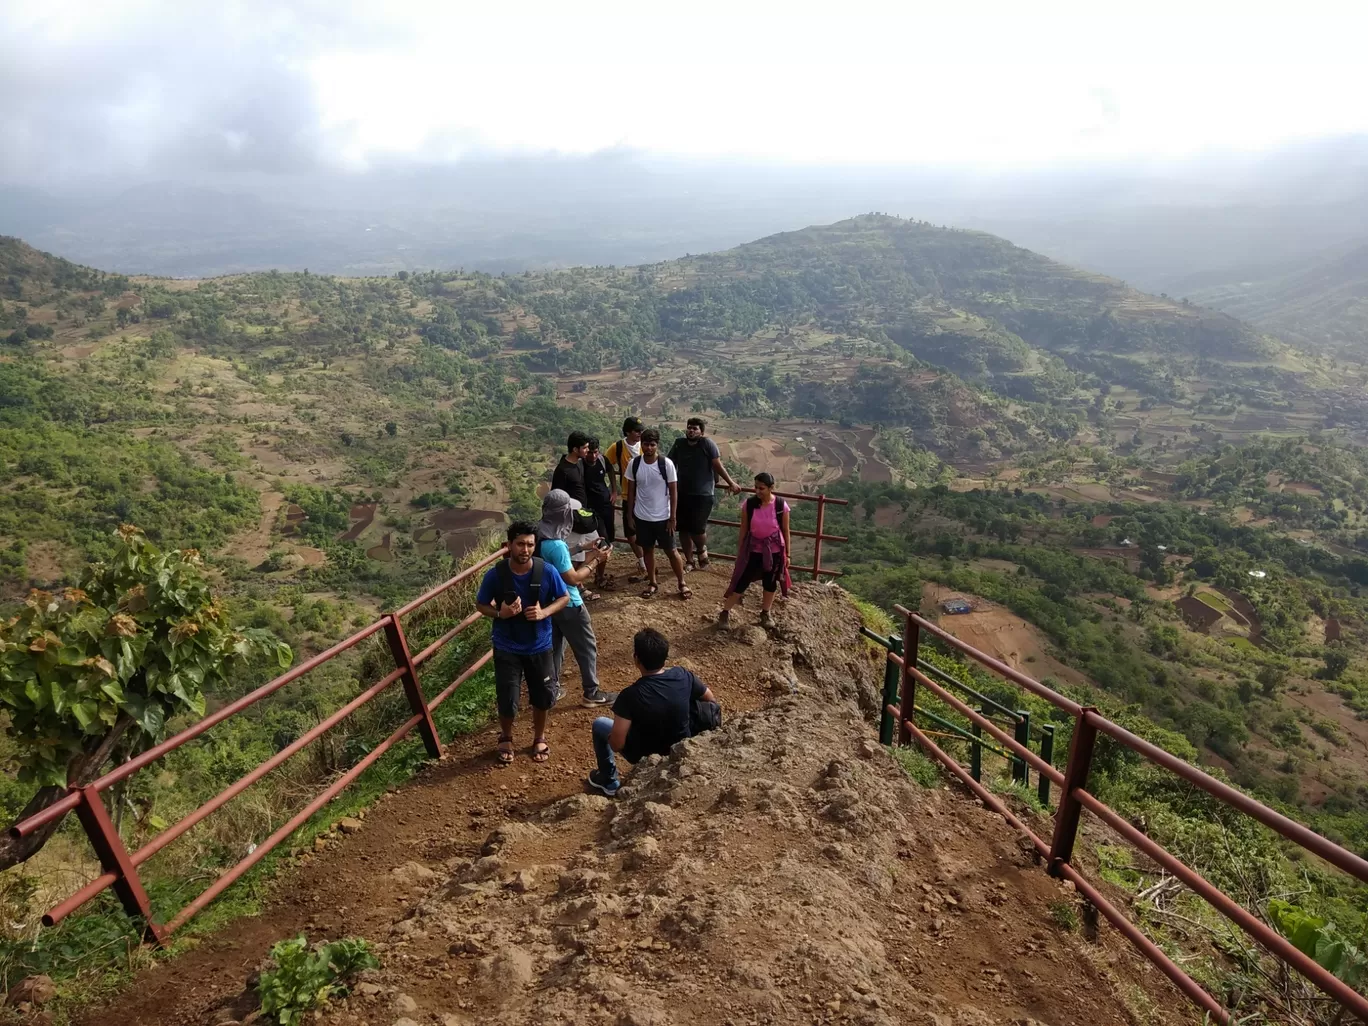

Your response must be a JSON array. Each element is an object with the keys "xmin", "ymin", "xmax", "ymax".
[
  {"xmin": 258, "ymin": 935, "xmax": 379, "ymax": 1026},
  {"xmin": 891, "ymin": 745, "xmax": 942, "ymax": 788}
]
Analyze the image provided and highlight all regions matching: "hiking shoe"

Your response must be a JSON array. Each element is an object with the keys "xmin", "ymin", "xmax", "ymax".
[
  {"xmin": 581, "ymin": 688, "xmax": 616, "ymax": 707},
  {"xmin": 587, "ymin": 769, "xmax": 621, "ymax": 797},
  {"xmin": 759, "ymin": 610, "xmax": 775, "ymax": 628},
  {"xmin": 553, "ymin": 683, "xmax": 566, "ymax": 704}
]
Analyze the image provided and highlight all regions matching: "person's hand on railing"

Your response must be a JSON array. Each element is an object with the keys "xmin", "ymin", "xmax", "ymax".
[{"xmin": 498, "ymin": 597, "xmax": 524, "ymax": 619}]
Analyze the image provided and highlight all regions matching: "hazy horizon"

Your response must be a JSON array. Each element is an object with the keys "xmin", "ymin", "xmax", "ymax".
[{"xmin": 5, "ymin": 1, "xmax": 1368, "ymax": 289}]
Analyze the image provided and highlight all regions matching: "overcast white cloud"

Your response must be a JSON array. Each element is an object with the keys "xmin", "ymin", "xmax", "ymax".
[{"xmin": 3, "ymin": 0, "xmax": 1367, "ymax": 180}]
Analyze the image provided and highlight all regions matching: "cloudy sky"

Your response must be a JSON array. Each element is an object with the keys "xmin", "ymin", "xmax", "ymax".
[{"xmin": 3, "ymin": 0, "xmax": 1366, "ymax": 182}]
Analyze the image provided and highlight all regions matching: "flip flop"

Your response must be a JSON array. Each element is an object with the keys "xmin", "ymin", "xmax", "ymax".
[{"xmin": 531, "ymin": 737, "xmax": 550, "ymax": 763}]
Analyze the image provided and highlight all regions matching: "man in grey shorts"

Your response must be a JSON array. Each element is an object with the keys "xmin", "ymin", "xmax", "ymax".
[{"xmin": 475, "ymin": 521, "xmax": 572, "ymax": 765}]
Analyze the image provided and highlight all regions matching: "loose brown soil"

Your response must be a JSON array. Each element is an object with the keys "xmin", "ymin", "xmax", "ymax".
[{"xmin": 76, "ymin": 576, "xmax": 1197, "ymax": 1026}]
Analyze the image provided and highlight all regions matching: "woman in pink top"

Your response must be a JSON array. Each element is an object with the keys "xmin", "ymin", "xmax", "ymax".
[{"xmin": 719, "ymin": 472, "xmax": 791, "ymax": 627}]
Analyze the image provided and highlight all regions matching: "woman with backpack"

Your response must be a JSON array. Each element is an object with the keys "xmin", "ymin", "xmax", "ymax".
[{"xmin": 718, "ymin": 472, "xmax": 791, "ymax": 627}]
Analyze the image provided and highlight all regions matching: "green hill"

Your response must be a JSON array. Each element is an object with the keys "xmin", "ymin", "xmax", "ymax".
[{"xmin": 1183, "ymin": 241, "xmax": 1368, "ymax": 356}]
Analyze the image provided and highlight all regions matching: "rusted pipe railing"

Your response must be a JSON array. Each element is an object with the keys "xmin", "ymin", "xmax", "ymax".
[
  {"xmin": 877, "ymin": 608, "xmax": 1368, "ymax": 1025},
  {"xmin": 18, "ymin": 546, "xmax": 510, "ymax": 940}
]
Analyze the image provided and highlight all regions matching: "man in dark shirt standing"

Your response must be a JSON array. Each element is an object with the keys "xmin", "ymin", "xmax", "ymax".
[
  {"xmin": 552, "ymin": 431, "xmax": 591, "ymax": 506},
  {"xmin": 587, "ymin": 627, "xmax": 716, "ymax": 796},
  {"xmin": 667, "ymin": 417, "xmax": 741, "ymax": 571}
]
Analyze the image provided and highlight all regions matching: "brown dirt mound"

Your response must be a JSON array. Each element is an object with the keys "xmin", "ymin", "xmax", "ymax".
[{"xmin": 78, "ymin": 575, "xmax": 1196, "ymax": 1026}]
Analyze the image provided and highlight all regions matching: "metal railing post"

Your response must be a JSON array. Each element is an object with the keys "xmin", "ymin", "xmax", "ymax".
[
  {"xmin": 812, "ymin": 495, "xmax": 826, "ymax": 580},
  {"xmin": 1038, "ymin": 725, "xmax": 1055, "ymax": 807},
  {"xmin": 898, "ymin": 615, "xmax": 920, "ymax": 746},
  {"xmin": 384, "ymin": 615, "xmax": 443, "ymax": 759},
  {"xmin": 879, "ymin": 634, "xmax": 902, "ymax": 745},
  {"xmin": 1013, "ymin": 710, "xmax": 1031, "ymax": 785},
  {"xmin": 74, "ymin": 786, "xmax": 164, "ymax": 944},
  {"xmin": 1049, "ymin": 708, "xmax": 1098, "ymax": 874},
  {"xmin": 971, "ymin": 709, "xmax": 983, "ymax": 782}
]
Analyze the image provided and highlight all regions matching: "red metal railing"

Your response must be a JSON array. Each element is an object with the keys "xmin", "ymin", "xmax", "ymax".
[
  {"xmin": 11, "ymin": 547, "xmax": 508, "ymax": 943},
  {"xmin": 883, "ymin": 606, "xmax": 1368, "ymax": 1025},
  {"xmin": 13, "ymin": 489, "xmax": 847, "ymax": 943},
  {"xmin": 616, "ymin": 487, "xmax": 848, "ymax": 578}
]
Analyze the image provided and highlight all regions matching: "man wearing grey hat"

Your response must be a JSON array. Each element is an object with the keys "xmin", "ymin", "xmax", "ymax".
[{"xmin": 536, "ymin": 489, "xmax": 616, "ymax": 706}]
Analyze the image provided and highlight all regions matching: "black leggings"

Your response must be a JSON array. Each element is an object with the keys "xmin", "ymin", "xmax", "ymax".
[{"xmin": 734, "ymin": 552, "xmax": 779, "ymax": 593}]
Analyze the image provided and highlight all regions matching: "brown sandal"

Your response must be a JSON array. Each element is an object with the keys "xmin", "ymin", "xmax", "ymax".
[
  {"xmin": 531, "ymin": 737, "xmax": 550, "ymax": 763},
  {"xmin": 496, "ymin": 736, "xmax": 515, "ymax": 765}
]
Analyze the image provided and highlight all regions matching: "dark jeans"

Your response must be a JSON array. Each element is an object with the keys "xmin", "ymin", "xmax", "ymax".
[{"xmin": 592, "ymin": 716, "xmax": 618, "ymax": 783}]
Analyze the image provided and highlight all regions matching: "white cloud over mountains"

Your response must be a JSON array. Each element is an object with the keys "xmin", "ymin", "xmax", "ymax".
[{"xmin": 3, "ymin": 0, "xmax": 1367, "ymax": 181}]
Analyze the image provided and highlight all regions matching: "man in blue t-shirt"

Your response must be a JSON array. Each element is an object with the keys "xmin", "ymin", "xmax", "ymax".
[
  {"xmin": 587, "ymin": 627, "xmax": 716, "ymax": 797},
  {"xmin": 476, "ymin": 521, "xmax": 571, "ymax": 765}
]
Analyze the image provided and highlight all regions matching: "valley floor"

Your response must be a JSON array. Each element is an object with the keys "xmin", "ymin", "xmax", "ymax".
[{"xmin": 78, "ymin": 572, "xmax": 1197, "ymax": 1026}]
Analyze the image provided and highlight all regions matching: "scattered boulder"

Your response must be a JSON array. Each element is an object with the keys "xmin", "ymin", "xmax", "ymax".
[
  {"xmin": 338, "ymin": 817, "xmax": 365, "ymax": 834},
  {"xmin": 6, "ymin": 975, "xmax": 57, "ymax": 1007},
  {"xmin": 392, "ymin": 861, "xmax": 437, "ymax": 887}
]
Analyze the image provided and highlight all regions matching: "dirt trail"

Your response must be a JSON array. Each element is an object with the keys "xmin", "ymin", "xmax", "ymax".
[{"xmin": 80, "ymin": 573, "xmax": 1198, "ymax": 1026}]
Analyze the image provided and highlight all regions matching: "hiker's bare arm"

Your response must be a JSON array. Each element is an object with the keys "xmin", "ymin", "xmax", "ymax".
[
  {"xmin": 559, "ymin": 560, "xmax": 598, "ymax": 585},
  {"xmin": 737, "ymin": 503, "xmax": 750, "ymax": 552},
  {"xmin": 711, "ymin": 456, "xmax": 741, "ymax": 494},
  {"xmin": 608, "ymin": 716, "xmax": 631, "ymax": 752},
  {"xmin": 700, "ymin": 687, "xmax": 716, "ymax": 703},
  {"xmin": 781, "ymin": 507, "xmax": 791, "ymax": 555},
  {"xmin": 667, "ymin": 480, "xmax": 678, "ymax": 529}
]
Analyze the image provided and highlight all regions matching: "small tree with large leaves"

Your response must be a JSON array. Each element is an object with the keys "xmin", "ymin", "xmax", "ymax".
[{"xmin": 0, "ymin": 525, "xmax": 291, "ymax": 870}]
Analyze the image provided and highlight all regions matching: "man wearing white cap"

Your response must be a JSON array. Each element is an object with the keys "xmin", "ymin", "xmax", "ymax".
[{"xmin": 536, "ymin": 490, "xmax": 616, "ymax": 706}]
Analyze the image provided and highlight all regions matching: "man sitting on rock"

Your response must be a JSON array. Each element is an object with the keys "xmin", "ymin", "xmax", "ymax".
[{"xmin": 587, "ymin": 628, "xmax": 715, "ymax": 797}]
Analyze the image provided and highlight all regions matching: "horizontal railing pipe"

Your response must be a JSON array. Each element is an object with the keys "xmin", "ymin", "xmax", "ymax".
[
  {"xmin": 900, "ymin": 610, "xmax": 1083, "ymax": 717},
  {"xmin": 128, "ymin": 667, "xmax": 406, "ymax": 868},
  {"xmin": 394, "ymin": 547, "xmax": 507, "ymax": 617},
  {"xmin": 426, "ymin": 649, "xmax": 495, "ymax": 712},
  {"xmin": 898, "ymin": 703, "xmax": 1011, "ymax": 760},
  {"xmin": 11, "ymin": 793, "xmax": 83, "ymax": 839},
  {"xmin": 704, "ymin": 517, "xmax": 849, "ymax": 542},
  {"xmin": 162, "ymin": 711, "xmax": 425, "ymax": 935},
  {"xmin": 90, "ymin": 617, "xmax": 394, "ymax": 794},
  {"xmin": 1075, "ymin": 788, "xmax": 1368, "ymax": 1020},
  {"xmin": 1052, "ymin": 860, "xmax": 1230, "ymax": 1023},
  {"xmin": 1086, "ymin": 712, "xmax": 1368, "ymax": 885},
  {"xmin": 904, "ymin": 718, "xmax": 1049, "ymax": 855},
  {"xmin": 411, "ymin": 612, "xmax": 483, "ymax": 668},
  {"xmin": 42, "ymin": 871, "xmax": 119, "ymax": 928},
  {"xmin": 910, "ymin": 666, "xmax": 1064, "ymax": 786},
  {"xmin": 915, "ymin": 658, "xmax": 1022, "ymax": 724}
]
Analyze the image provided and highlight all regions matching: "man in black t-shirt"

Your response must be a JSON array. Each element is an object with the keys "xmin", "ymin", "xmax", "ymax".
[
  {"xmin": 667, "ymin": 417, "xmax": 741, "ymax": 571},
  {"xmin": 587, "ymin": 628, "xmax": 715, "ymax": 796},
  {"xmin": 552, "ymin": 431, "xmax": 591, "ymax": 506}
]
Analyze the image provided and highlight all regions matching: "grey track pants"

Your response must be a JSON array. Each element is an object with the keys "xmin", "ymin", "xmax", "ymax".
[{"xmin": 552, "ymin": 603, "xmax": 600, "ymax": 695}]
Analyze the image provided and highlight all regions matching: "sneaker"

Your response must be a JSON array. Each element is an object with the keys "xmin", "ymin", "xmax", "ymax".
[
  {"xmin": 759, "ymin": 610, "xmax": 775, "ymax": 628},
  {"xmin": 552, "ymin": 683, "xmax": 566, "ymax": 703},
  {"xmin": 587, "ymin": 768, "xmax": 621, "ymax": 797},
  {"xmin": 581, "ymin": 688, "xmax": 616, "ymax": 707}
]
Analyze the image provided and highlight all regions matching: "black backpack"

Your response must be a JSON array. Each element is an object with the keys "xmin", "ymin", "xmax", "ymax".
[
  {"xmin": 691, "ymin": 697, "xmax": 722, "ymax": 735},
  {"xmin": 495, "ymin": 556, "xmax": 544, "ymax": 609},
  {"xmin": 631, "ymin": 454, "xmax": 669, "ymax": 482}
]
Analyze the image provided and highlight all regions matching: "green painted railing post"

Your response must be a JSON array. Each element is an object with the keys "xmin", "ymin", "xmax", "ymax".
[
  {"xmin": 1013, "ymin": 710, "xmax": 1031, "ymax": 785},
  {"xmin": 971, "ymin": 709, "xmax": 983, "ymax": 782},
  {"xmin": 1038, "ymin": 725, "xmax": 1055, "ymax": 807},
  {"xmin": 879, "ymin": 634, "xmax": 903, "ymax": 745}
]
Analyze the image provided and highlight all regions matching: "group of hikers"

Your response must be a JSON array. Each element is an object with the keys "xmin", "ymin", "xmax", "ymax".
[{"xmin": 472, "ymin": 414, "xmax": 791, "ymax": 795}]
